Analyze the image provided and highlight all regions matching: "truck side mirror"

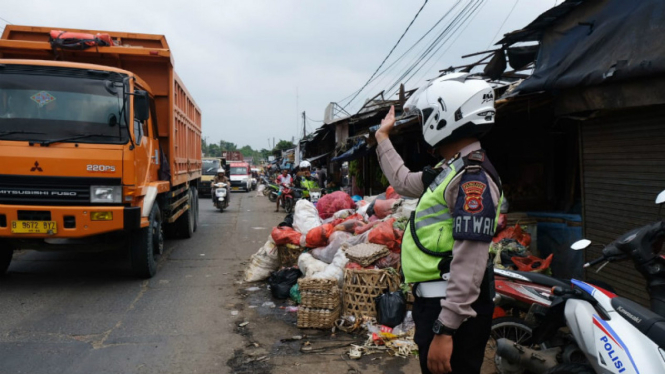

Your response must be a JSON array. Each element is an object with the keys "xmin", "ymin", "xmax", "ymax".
[{"xmin": 134, "ymin": 90, "xmax": 150, "ymax": 122}]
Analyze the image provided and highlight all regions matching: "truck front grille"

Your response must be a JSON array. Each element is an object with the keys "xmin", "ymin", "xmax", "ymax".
[{"xmin": 0, "ymin": 175, "xmax": 122, "ymax": 206}]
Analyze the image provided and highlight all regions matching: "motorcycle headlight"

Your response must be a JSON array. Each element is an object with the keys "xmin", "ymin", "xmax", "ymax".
[{"xmin": 90, "ymin": 186, "xmax": 122, "ymax": 203}]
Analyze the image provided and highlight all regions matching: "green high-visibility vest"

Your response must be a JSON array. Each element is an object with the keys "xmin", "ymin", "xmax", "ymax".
[{"xmin": 401, "ymin": 157, "xmax": 502, "ymax": 284}]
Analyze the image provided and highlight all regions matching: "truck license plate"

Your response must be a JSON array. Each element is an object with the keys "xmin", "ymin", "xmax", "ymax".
[{"xmin": 11, "ymin": 220, "xmax": 57, "ymax": 234}]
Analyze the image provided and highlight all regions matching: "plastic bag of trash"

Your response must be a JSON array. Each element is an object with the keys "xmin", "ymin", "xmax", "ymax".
[
  {"xmin": 271, "ymin": 226, "xmax": 302, "ymax": 245},
  {"xmin": 293, "ymin": 200, "xmax": 322, "ymax": 235},
  {"xmin": 344, "ymin": 230, "xmax": 372, "ymax": 248},
  {"xmin": 375, "ymin": 291, "xmax": 407, "ymax": 328},
  {"xmin": 306, "ymin": 223, "xmax": 335, "ymax": 248},
  {"xmin": 333, "ymin": 209, "xmax": 355, "ymax": 220},
  {"xmin": 392, "ymin": 311, "xmax": 415, "ymax": 335},
  {"xmin": 392, "ymin": 199, "xmax": 417, "ymax": 220},
  {"xmin": 368, "ymin": 218, "xmax": 402, "ymax": 252},
  {"xmin": 298, "ymin": 252, "xmax": 328, "ymax": 277},
  {"xmin": 373, "ymin": 199, "xmax": 403, "ymax": 219},
  {"xmin": 268, "ymin": 267, "xmax": 302, "ymax": 299},
  {"xmin": 312, "ymin": 248, "xmax": 349, "ymax": 286},
  {"xmin": 244, "ymin": 237, "xmax": 280, "ymax": 282},
  {"xmin": 334, "ymin": 219, "xmax": 365, "ymax": 233},
  {"xmin": 311, "ymin": 231, "xmax": 353, "ymax": 264},
  {"xmin": 290, "ymin": 283, "xmax": 301, "ymax": 304}
]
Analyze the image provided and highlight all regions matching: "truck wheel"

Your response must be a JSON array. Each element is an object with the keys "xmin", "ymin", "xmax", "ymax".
[
  {"xmin": 191, "ymin": 187, "xmax": 199, "ymax": 233},
  {"xmin": 130, "ymin": 203, "xmax": 160, "ymax": 278},
  {"xmin": 175, "ymin": 189, "xmax": 195, "ymax": 239},
  {"xmin": 0, "ymin": 248, "xmax": 13, "ymax": 276}
]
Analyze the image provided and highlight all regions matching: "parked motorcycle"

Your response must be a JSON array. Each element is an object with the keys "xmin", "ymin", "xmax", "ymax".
[
  {"xmin": 264, "ymin": 178, "xmax": 280, "ymax": 202},
  {"xmin": 279, "ymin": 185, "xmax": 303, "ymax": 213},
  {"xmin": 212, "ymin": 183, "xmax": 229, "ymax": 212},
  {"xmin": 493, "ymin": 191, "xmax": 665, "ymax": 373}
]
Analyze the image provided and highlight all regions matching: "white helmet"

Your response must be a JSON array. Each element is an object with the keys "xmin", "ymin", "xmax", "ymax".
[
  {"xmin": 299, "ymin": 161, "xmax": 311, "ymax": 170},
  {"xmin": 217, "ymin": 168, "xmax": 225, "ymax": 174},
  {"xmin": 403, "ymin": 72, "xmax": 495, "ymax": 148}
]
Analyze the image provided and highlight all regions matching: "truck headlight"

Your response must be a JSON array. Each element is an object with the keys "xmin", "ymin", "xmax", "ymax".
[{"xmin": 90, "ymin": 186, "xmax": 122, "ymax": 203}]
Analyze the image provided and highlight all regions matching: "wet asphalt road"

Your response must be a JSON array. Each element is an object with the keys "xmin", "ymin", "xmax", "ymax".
[{"xmin": 0, "ymin": 191, "xmax": 280, "ymax": 374}]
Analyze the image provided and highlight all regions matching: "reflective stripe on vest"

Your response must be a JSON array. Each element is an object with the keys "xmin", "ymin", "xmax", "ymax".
[{"xmin": 401, "ymin": 158, "xmax": 465, "ymax": 284}]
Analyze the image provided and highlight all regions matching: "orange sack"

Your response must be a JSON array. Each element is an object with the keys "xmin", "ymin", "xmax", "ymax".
[
  {"xmin": 271, "ymin": 226, "xmax": 302, "ymax": 246},
  {"xmin": 306, "ymin": 223, "xmax": 335, "ymax": 248}
]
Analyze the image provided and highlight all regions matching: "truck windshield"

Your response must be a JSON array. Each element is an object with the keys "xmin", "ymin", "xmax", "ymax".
[
  {"xmin": 202, "ymin": 160, "xmax": 220, "ymax": 175},
  {"xmin": 230, "ymin": 167, "xmax": 247, "ymax": 175},
  {"xmin": 0, "ymin": 66, "xmax": 129, "ymax": 144}
]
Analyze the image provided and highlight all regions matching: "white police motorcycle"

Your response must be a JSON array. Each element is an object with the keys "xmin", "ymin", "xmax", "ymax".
[
  {"xmin": 212, "ymin": 182, "xmax": 229, "ymax": 212},
  {"xmin": 496, "ymin": 191, "xmax": 665, "ymax": 374}
]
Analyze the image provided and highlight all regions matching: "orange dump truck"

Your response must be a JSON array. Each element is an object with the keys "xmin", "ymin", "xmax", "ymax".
[{"xmin": 0, "ymin": 26, "xmax": 202, "ymax": 278}]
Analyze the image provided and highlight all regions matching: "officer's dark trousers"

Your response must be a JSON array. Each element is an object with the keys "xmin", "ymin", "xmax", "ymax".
[{"xmin": 413, "ymin": 296, "xmax": 493, "ymax": 374}]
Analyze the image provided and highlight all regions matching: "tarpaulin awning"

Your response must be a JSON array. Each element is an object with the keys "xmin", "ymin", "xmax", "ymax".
[
  {"xmin": 331, "ymin": 138, "xmax": 373, "ymax": 163},
  {"xmin": 305, "ymin": 152, "xmax": 331, "ymax": 163},
  {"xmin": 513, "ymin": 0, "xmax": 665, "ymax": 94}
]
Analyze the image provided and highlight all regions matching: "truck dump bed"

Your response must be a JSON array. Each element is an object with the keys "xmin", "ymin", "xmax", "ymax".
[{"xmin": 0, "ymin": 25, "xmax": 202, "ymax": 186}]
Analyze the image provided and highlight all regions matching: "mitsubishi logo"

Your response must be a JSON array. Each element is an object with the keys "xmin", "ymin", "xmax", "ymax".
[{"xmin": 30, "ymin": 161, "xmax": 43, "ymax": 172}]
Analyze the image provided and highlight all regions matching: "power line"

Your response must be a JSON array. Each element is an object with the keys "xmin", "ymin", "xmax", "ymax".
[
  {"xmin": 0, "ymin": 16, "xmax": 12, "ymax": 25},
  {"xmin": 486, "ymin": 0, "xmax": 520, "ymax": 49},
  {"xmin": 407, "ymin": 0, "xmax": 489, "ymax": 89},
  {"xmin": 306, "ymin": 116, "xmax": 323, "ymax": 123},
  {"xmin": 336, "ymin": 1, "xmax": 462, "ymax": 107},
  {"xmin": 385, "ymin": 0, "xmax": 481, "ymax": 95},
  {"xmin": 341, "ymin": 0, "xmax": 429, "ymax": 111}
]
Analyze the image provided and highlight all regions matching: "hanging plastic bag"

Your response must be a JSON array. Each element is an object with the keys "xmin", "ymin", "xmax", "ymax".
[
  {"xmin": 305, "ymin": 223, "xmax": 335, "ymax": 248},
  {"xmin": 271, "ymin": 226, "xmax": 302, "ymax": 246},
  {"xmin": 268, "ymin": 268, "xmax": 302, "ymax": 299},
  {"xmin": 311, "ymin": 231, "xmax": 353, "ymax": 264},
  {"xmin": 375, "ymin": 291, "xmax": 407, "ymax": 328},
  {"xmin": 293, "ymin": 200, "xmax": 323, "ymax": 235}
]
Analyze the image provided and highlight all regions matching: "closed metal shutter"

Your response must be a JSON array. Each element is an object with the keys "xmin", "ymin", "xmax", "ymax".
[{"xmin": 581, "ymin": 106, "xmax": 665, "ymax": 306}]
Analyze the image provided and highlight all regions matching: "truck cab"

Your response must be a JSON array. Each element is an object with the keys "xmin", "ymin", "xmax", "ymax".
[
  {"xmin": 0, "ymin": 26, "xmax": 202, "ymax": 278},
  {"xmin": 229, "ymin": 162, "xmax": 252, "ymax": 192},
  {"xmin": 200, "ymin": 158, "xmax": 221, "ymax": 196}
]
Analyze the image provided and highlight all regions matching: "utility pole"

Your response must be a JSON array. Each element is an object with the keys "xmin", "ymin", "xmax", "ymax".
[
  {"xmin": 302, "ymin": 111, "xmax": 307, "ymax": 138},
  {"xmin": 273, "ymin": 137, "xmax": 275, "ymax": 149}
]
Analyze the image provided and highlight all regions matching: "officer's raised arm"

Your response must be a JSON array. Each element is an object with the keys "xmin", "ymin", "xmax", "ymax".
[{"xmin": 375, "ymin": 106, "xmax": 424, "ymax": 198}]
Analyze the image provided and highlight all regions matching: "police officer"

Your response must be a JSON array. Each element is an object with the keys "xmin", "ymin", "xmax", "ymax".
[{"xmin": 375, "ymin": 73, "xmax": 502, "ymax": 374}]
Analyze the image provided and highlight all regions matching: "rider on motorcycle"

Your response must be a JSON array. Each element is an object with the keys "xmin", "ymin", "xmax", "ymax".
[
  {"xmin": 212, "ymin": 168, "xmax": 230, "ymax": 205},
  {"xmin": 295, "ymin": 161, "xmax": 319, "ymax": 198},
  {"xmin": 275, "ymin": 168, "xmax": 293, "ymax": 212}
]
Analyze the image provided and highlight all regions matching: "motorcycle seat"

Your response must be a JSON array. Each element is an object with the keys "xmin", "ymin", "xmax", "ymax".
[
  {"xmin": 611, "ymin": 296, "xmax": 665, "ymax": 349},
  {"xmin": 496, "ymin": 269, "xmax": 570, "ymax": 289}
]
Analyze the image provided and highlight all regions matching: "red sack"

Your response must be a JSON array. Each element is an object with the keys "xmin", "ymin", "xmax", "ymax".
[
  {"xmin": 271, "ymin": 226, "xmax": 302, "ymax": 246},
  {"xmin": 368, "ymin": 218, "xmax": 401, "ymax": 252},
  {"xmin": 306, "ymin": 223, "xmax": 335, "ymax": 248},
  {"xmin": 355, "ymin": 220, "xmax": 382, "ymax": 235},
  {"xmin": 334, "ymin": 219, "xmax": 365, "ymax": 233},
  {"xmin": 373, "ymin": 198, "xmax": 399, "ymax": 219},
  {"xmin": 493, "ymin": 224, "xmax": 532, "ymax": 247},
  {"xmin": 386, "ymin": 186, "xmax": 401, "ymax": 200},
  {"xmin": 316, "ymin": 191, "xmax": 356, "ymax": 219},
  {"xmin": 511, "ymin": 254, "xmax": 553, "ymax": 273}
]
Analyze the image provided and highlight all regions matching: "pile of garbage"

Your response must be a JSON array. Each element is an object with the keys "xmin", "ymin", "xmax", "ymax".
[{"xmin": 243, "ymin": 188, "xmax": 418, "ymax": 358}]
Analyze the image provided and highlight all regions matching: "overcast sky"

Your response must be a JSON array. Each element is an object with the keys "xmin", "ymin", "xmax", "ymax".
[{"xmin": 3, "ymin": 0, "xmax": 558, "ymax": 150}]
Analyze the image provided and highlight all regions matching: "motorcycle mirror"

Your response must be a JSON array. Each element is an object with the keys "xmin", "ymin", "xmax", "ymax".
[
  {"xmin": 656, "ymin": 190, "xmax": 665, "ymax": 205},
  {"xmin": 571, "ymin": 239, "xmax": 592, "ymax": 251}
]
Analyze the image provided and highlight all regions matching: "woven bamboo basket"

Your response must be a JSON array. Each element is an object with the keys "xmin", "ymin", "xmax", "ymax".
[
  {"xmin": 297, "ymin": 306, "xmax": 341, "ymax": 329},
  {"xmin": 298, "ymin": 278, "xmax": 341, "ymax": 310},
  {"xmin": 278, "ymin": 244, "xmax": 303, "ymax": 267},
  {"xmin": 342, "ymin": 269, "xmax": 401, "ymax": 318}
]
